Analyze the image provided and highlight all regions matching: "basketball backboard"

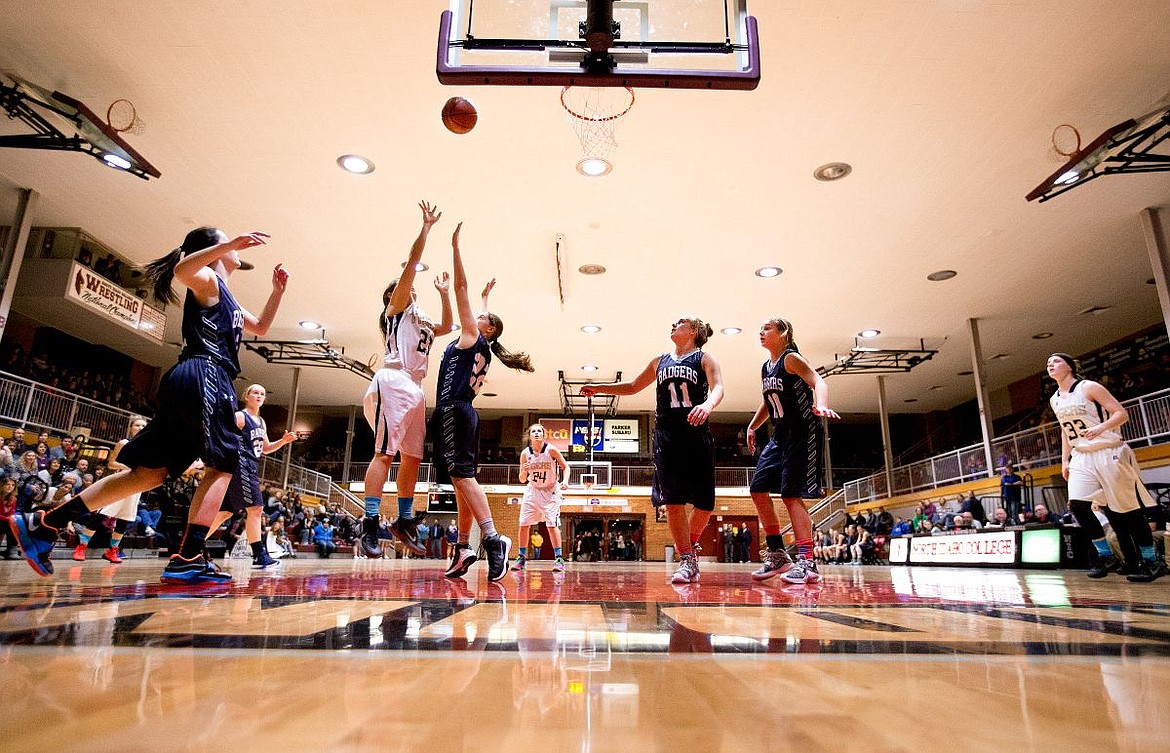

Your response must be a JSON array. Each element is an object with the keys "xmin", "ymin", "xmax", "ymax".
[
  {"xmin": 0, "ymin": 72, "xmax": 160, "ymax": 180},
  {"xmin": 437, "ymin": 0, "xmax": 759, "ymax": 90}
]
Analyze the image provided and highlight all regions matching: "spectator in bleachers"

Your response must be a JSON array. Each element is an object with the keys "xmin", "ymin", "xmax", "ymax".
[
  {"xmin": 33, "ymin": 442, "xmax": 51, "ymax": 470},
  {"xmin": 875, "ymin": 507, "xmax": 894, "ymax": 535},
  {"xmin": 956, "ymin": 511, "xmax": 982, "ymax": 530},
  {"xmin": 313, "ymin": 517, "xmax": 336, "ymax": 558},
  {"xmin": 1000, "ymin": 463, "xmax": 1024, "ymax": 522},
  {"xmin": 9, "ymin": 427, "xmax": 27, "ymax": 451},
  {"xmin": 919, "ymin": 518, "xmax": 938, "ymax": 535},
  {"xmin": 0, "ymin": 472, "xmax": 19, "ymax": 559},
  {"xmin": 1032, "ymin": 504, "xmax": 1057, "ymax": 525},
  {"xmin": 986, "ymin": 508, "xmax": 1011, "ymax": 528},
  {"xmin": 890, "ymin": 517, "xmax": 912, "ymax": 537},
  {"xmin": 959, "ymin": 492, "xmax": 986, "ymax": 525}
]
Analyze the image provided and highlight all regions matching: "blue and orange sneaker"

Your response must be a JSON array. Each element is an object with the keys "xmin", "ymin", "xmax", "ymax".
[
  {"xmin": 160, "ymin": 554, "xmax": 233, "ymax": 585},
  {"xmin": 9, "ymin": 511, "xmax": 59, "ymax": 577}
]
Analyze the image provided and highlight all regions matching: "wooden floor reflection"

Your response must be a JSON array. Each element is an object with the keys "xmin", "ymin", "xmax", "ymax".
[{"xmin": 0, "ymin": 558, "xmax": 1167, "ymax": 752}]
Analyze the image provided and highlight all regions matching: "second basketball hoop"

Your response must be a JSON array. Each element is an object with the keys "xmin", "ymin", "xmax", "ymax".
[{"xmin": 561, "ymin": 86, "xmax": 635, "ymax": 177}]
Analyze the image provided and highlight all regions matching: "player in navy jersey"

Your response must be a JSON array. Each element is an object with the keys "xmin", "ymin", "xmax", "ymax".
[
  {"xmin": 359, "ymin": 201, "xmax": 454, "ymax": 560},
  {"xmin": 207, "ymin": 383, "xmax": 296, "ymax": 570},
  {"xmin": 9, "ymin": 228, "xmax": 288, "ymax": 584},
  {"xmin": 581, "ymin": 316, "xmax": 724, "ymax": 585},
  {"xmin": 435, "ymin": 221, "xmax": 533, "ymax": 583},
  {"xmin": 745, "ymin": 317, "xmax": 839, "ymax": 585}
]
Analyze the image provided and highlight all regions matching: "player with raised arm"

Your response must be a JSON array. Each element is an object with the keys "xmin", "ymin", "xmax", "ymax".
[
  {"xmin": 436, "ymin": 222, "xmax": 534, "ymax": 582},
  {"xmin": 359, "ymin": 201, "xmax": 455, "ymax": 560},
  {"xmin": 581, "ymin": 316, "xmax": 723, "ymax": 585},
  {"xmin": 511, "ymin": 423, "xmax": 570, "ymax": 573},
  {"xmin": 10, "ymin": 228, "xmax": 288, "ymax": 584},
  {"xmin": 746, "ymin": 317, "xmax": 840, "ymax": 585}
]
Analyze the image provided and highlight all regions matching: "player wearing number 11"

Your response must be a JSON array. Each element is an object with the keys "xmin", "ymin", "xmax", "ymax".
[{"xmin": 580, "ymin": 316, "xmax": 724, "ymax": 585}]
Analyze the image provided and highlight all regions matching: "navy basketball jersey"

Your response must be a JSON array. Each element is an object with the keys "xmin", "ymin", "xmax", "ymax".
[
  {"xmin": 241, "ymin": 411, "xmax": 264, "ymax": 461},
  {"xmin": 435, "ymin": 335, "xmax": 492, "ymax": 405},
  {"xmin": 179, "ymin": 275, "xmax": 244, "ymax": 377},
  {"xmin": 655, "ymin": 350, "xmax": 708, "ymax": 426},
  {"xmin": 763, "ymin": 348, "xmax": 815, "ymax": 432}
]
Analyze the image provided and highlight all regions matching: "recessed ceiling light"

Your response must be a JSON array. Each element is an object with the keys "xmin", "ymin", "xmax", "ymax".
[
  {"xmin": 1032, "ymin": 332, "xmax": 1054, "ymax": 340},
  {"xmin": 481, "ymin": 392, "xmax": 497, "ymax": 397},
  {"xmin": 576, "ymin": 158, "xmax": 612, "ymax": 177},
  {"xmin": 904, "ymin": 398, "xmax": 918, "ymax": 403},
  {"xmin": 578, "ymin": 264, "xmax": 606, "ymax": 275},
  {"xmin": 927, "ymin": 270, "xmax": 958, "ymax": 281},
  {"xmin": 299, "ymin": 320, "xmax": 321, "ymax": 330},
  {"xmin": 337, "ymin": 154, "xmax": 375, "ymax": 174},
  {"xmin": 813, "ymin": 162, "xmax": 852, "ymax": 181},
  {"xmin": 721, "ymin": 327, "xmax": 742, "ymax": 335},
  {"xmin": 929, "ymin": 385, "xmax": 943, "ymax": 390},
  {"xmin": 755, "ymin": 266, "xmax": 782, "ymax": 278},
  {"xmin": 581, "ymin": 365, "xmax": 599, "ymax": 372},
  {"xmin": 102, "ymin": 153, "xmax": 132, "ymax": 171},
  {"xmin": 990, "ymin": 353, "xmax": 1010, "ymax": 360},
  {"xmin": 400, "ymin": 261, "xmax": 429, "ymax": 272},
  {"xmin": 858, "ymin": 329, "xmax": 881, "ymax": 338},
  {"xmin": 957, "ymin": 370, "xmax": 973, "ymax": 376},
  {"xmin": 1078, "ymin": 305, "xmax": 1112, "ymax": 315},
  {"xmin": 580, "ymin": 325, "xmax": 602, "ymax": 334}
]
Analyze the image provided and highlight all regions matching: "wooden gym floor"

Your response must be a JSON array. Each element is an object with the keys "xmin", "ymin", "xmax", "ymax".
[{"xmin": 0, "ymin": 556, "xmax": 1166, "ymax": 752}]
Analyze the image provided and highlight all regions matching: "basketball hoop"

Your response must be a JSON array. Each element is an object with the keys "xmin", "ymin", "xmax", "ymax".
[
  {"xmin": 1047, "ymin": 124, "xmax": 1081, "ymax": 163},
  {"xmin": 106, "ymin": 99, "xmax": 145, "ymax": 135},
  {"xmin": 560, "ymin": 86, "xmax": 635, "ymax": 177}
]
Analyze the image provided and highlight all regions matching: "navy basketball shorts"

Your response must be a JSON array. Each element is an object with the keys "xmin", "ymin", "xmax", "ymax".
[
  {"xmin": 429, "ymin": 402, "xmax": 479, "ymax": 483},
  {"xmin": 650, "ymin": 424, "xmax": 715, "ymax": 511},
  {"xmin": 749, "ymin": 430, "xmax": 822, "ymax": 499},
  {"xmin": 118, "ymin": 356, "xmax": 241, "ymax": 477},
  {"xmin": 222, "ymin": 453, "xmax": 263, "ymax": 513}
]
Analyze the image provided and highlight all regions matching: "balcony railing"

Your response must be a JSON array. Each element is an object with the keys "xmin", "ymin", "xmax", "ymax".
[
  {"xmin": 842, "ymin": 387, "xmax": 1170, "ymax": 503},
  {"xmin": 0, "ymin": 370, "xmax": 142, "ymax": 444}
]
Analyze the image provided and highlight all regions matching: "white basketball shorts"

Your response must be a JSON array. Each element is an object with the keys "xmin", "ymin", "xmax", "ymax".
[{"xmin": 364, "ymin": 367, "xmax": 426, "ymax": 459}]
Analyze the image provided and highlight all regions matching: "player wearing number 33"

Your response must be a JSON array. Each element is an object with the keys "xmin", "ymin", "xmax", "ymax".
[
  {"xmin": 1047, "ymin": 353, "xmax": 1165, "ymax": 582},
  {"xmin": 580, "ymin": 316, "xmax": 724, "ymax": 585}
]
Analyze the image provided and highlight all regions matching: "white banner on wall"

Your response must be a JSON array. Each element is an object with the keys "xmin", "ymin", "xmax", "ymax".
[
  {"xmin": 65, "ymin": 262, "xmax": 165, "ymax": 342},
  {"xmin": 908, "ymin": 531, "xmax": 1017, "ymax": 565},
  {"xmin": 603, "ymin": 419, "xmax": 639, "ymax": 453}
]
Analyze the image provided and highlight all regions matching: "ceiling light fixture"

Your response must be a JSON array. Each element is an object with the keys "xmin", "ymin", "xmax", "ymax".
[
  {"xmin": 578, "ymin": 264, "xmax": 606, "ymax": 275},
  {"xmin": 927, "ymin": 270, "xmax": 958, "ymax": 281},
  {"xmin": 576, "ymin": 158, "xmax": 612, "ymax": 177},
  {"xmin": 299, "ymin": 320, "xmax": 321, "ymax": 330},
  {"xmin": 721, "ymin": 327, "xmax": 742, "ymax": 335},
  {"xmin": 1078, "ymin": 305, "xmax": 1113, "ymax": 315},
  {"xmin": 581, "ymin": 365, "xmax": 599, "ymax": 372},
  {"xmin": 580, "ymin": 325, "xmax": 602, "ymax": 334},
  {"xmin": 755, "ymin": 266, "xmax": 782, "ymax": 278},
  {"xmin": 813, "ymin": 162, "xmax": 852, "ymax": 181},
  {"xmin": 400, "ymin": 261, "xmax": 429, "ymax": 272},
  {"xmin": 1032, "ymin": 332, "xmax": 1054, "ymax": 340},
  {"xmin": 337, "ymin": 154, "xmax": 375, "ymax": 174},
  {"xmin": 858, "ymin": 329, "xmax": 880, "ymax": 338}
]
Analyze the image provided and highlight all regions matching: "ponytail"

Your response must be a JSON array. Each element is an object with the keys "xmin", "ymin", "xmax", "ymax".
[
  {"xmin": 485, "ymin": 312, "xmax": 534, "ymax": 372},
  {"xmin": 141, "ymin": 226, "xmax": 223, "ymax": 306},
  {"xmin": 767, "ymin": 317, "xmax": 798, "ymax": 352},
  {"xmin": 690, "ymin": 317, "xmax": 714, "ymax": 348}
]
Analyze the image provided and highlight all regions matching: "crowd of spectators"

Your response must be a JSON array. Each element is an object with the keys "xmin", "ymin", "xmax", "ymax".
[{"xmin": 1, "ymin": 342, "xmax": 153, "ymax": 415}]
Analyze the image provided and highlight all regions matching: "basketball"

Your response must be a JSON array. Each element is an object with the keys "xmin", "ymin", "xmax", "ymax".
[{"xmin": 441, "ymin": 96, "xmax": 478, "ymax": 134}]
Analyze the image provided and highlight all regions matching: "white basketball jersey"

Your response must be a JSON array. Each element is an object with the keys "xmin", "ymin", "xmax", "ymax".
[
  {"xmin": 524, "ymin": 442, "xmax": 558, "ymax": 490},
  {"xmin": 383, "ymin": 301, "xmax": 436, "ymax": 381},
  {"xmin": 1050, "ymin": 380, "xmax": 1122, "ymax": 451}
]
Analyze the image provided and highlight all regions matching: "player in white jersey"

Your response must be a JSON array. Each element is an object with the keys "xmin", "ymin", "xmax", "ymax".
[
  {"xmin": 1047, "ymin": 353, "xmax": 1164, "ymax": 582},
  {"xmin": 359, "ymin": 201, "xmax": 454, "ymax": 559},
  {"xmin": 512, "ymin": 424, "xmax": 569, "ymax": 573},
  {"xmin": 71, "ymin": 415, "xmax": 149, "ymax": 564}
]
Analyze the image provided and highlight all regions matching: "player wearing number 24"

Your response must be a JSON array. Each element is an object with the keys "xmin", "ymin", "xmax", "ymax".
[{"xmin": 581, "ymin": 316, "xmax": 724, "ymax": 584}]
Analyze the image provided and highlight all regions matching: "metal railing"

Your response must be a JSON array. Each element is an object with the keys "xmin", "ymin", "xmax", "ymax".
[
  {"xmin": 842, "ymin": 387, "xmax": 1170, "ymax": 504},
  {"xmin": 257, "ymin": 455, "xmax": 334, "ymax": 498},
  {"xmin": 0, "ymin": 370, "xmax": 141, "ymax": 444}
]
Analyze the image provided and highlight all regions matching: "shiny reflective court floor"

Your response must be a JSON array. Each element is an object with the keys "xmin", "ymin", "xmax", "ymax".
[{"xmin": 0, "ymin": 559, "xmax": 1167, "ymax": 752}]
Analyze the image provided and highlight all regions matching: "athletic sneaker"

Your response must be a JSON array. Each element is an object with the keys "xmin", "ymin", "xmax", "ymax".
[
  {"xmin": 160, "ymin": 554, "xmax": 234, "ymax": 585},
  {"xmin": 9, "ymin": 511, "xmax": 58, "ymax": 577},
  {"xmin": 1126, "ymin": 558, "xmax": 1169, "ymax": 583},
  {"xmin": 390, "ymin": 511, "xmax": 428, "ymax": 555},
  {"xmin": 252, "ymin": 552, "xmax": 283, "ymax": 571},
  {"xmin": 359, "ymin": 515, "xmax": 383, "ymax": 559},
  {"xmin": 780, "ymin": 557, "xmax": 821, "ymax": 585},
  {"xmin": 444, "ymin": 544, "xmax": 478, "ymax": 579},
  {"xmin": 72, "ymin": 544, "xmax": 87, "ymax": 561},
  {"xmin": 751, "ymin": 548, "xmax": 794, "ymax": 581},
  {"xmin": 483, "ymin": 534, "xmax": 512, "ymax": 583},
  {"xmin": 671, "ymin": 553, "xmax": 701, "ymax": 584},
  {"xmin": 511, "ymin": 554, "xmax": 527, "ymax": 571},
  {"xmin": 553, "ymin": 557, "xmax": 565, "ymax": 573},
  {"xmin": 102, "ymin": 547, "xmax": 123, "ymax": 564},
  {"xmin": 1087, "ymin": 555, "xmax": 1121, "ymax": 578}
]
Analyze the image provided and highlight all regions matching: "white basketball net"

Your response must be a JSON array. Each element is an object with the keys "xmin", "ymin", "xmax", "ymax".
[{"xmin": 561, "ymin": 86, "xmax": 635, "ymax": 163}]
